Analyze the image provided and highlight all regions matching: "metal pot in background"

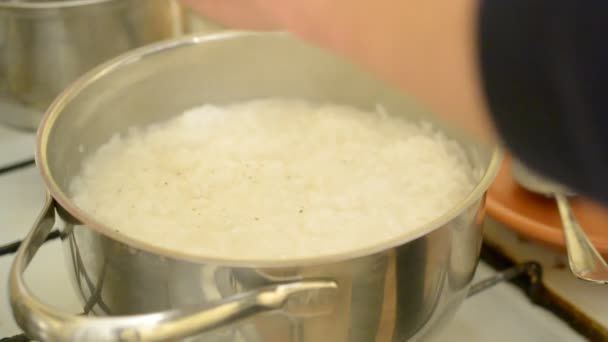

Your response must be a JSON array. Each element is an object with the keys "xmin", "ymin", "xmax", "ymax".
[
  {"xmin": 0, "ymin": 0, "xmax": 222, "ymax": 130},
  {"xmin": 10, "ymin": 32, "xmax": 502, "ymax": 341}
]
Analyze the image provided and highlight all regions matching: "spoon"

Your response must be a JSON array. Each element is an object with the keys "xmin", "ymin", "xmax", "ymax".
[{"xmin": 511, "ymin": 159, "xmax": 608, "ymax": 284}]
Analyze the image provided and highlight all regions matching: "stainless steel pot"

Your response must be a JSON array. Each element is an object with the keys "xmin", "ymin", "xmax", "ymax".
[
  {"xmin": 9, "ymin": 32, "xmax": 502, "ymax": 342},
  {"xmin": 0, "ymin": 0, "xmax": 221, "ymax": 130}
]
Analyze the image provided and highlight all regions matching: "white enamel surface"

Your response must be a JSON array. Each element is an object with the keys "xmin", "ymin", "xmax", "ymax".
[
  {"xmin": 0, "ymin": 125, "xmax": 35, "ymax": 168},
  {"xmin": 429, "ymin": 262, "xmax": 585, "ymax": 342}
]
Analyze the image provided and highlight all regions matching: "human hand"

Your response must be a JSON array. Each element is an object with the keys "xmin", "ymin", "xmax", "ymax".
[
  {"xmin": 182, "ymin": 0, "xmax": 497, "ymax": 142},
  {"xmin": 180, "ymin": 0, "xmax": 282, "ymax": 31},
  {"xmin": 180, "ymin": 0, "xmax": 375, "ymax": 52}
]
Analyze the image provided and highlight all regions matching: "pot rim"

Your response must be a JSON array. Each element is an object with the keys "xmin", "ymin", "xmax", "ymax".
[
  {"xmin": 36, "ymin": 31, "xmax": 504, "ymax": 267},
  {"xmin": 0, "ymin": 0, "xmax": 116, "ymax": 10}
]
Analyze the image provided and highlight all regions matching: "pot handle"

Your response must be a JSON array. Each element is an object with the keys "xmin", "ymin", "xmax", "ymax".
[{"xmin": 10, "ymin": 195, "xmax": 338, "ymax": 341}]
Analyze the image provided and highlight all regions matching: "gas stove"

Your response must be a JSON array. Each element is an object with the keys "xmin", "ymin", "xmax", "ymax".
[{"xmin": 0, "ymin": 124, "xmax": 603, "ymax": 342}]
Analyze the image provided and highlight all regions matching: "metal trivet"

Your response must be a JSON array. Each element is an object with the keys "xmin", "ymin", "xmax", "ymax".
[
  {"xmin": 481, "ymin": 241, "xmax": 608, "ymax": 342},
  {"xmin": 0, "ymin": 158, "xmax": 35, "ymax": 175}
]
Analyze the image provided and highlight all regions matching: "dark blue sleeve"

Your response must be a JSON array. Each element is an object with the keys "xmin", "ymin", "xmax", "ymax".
[{"xmin": 478, "ymin": 0, "xmax": 608, "ymax": 204}]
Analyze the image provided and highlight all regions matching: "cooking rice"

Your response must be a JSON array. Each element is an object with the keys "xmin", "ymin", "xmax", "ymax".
[{"xmin": 70, "ymin": 99, "xmax": 477, "ymax": 260}]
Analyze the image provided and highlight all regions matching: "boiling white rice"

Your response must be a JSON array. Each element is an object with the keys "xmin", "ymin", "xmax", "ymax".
[{"xmin": 70, "ymin": 99, "xmax": 477, "ymax": 260}]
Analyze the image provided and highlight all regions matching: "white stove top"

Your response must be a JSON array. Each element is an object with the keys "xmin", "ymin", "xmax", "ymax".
[{"xmin": 0, "ymin": 124, "xmax": 592, "ymax": 341}]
